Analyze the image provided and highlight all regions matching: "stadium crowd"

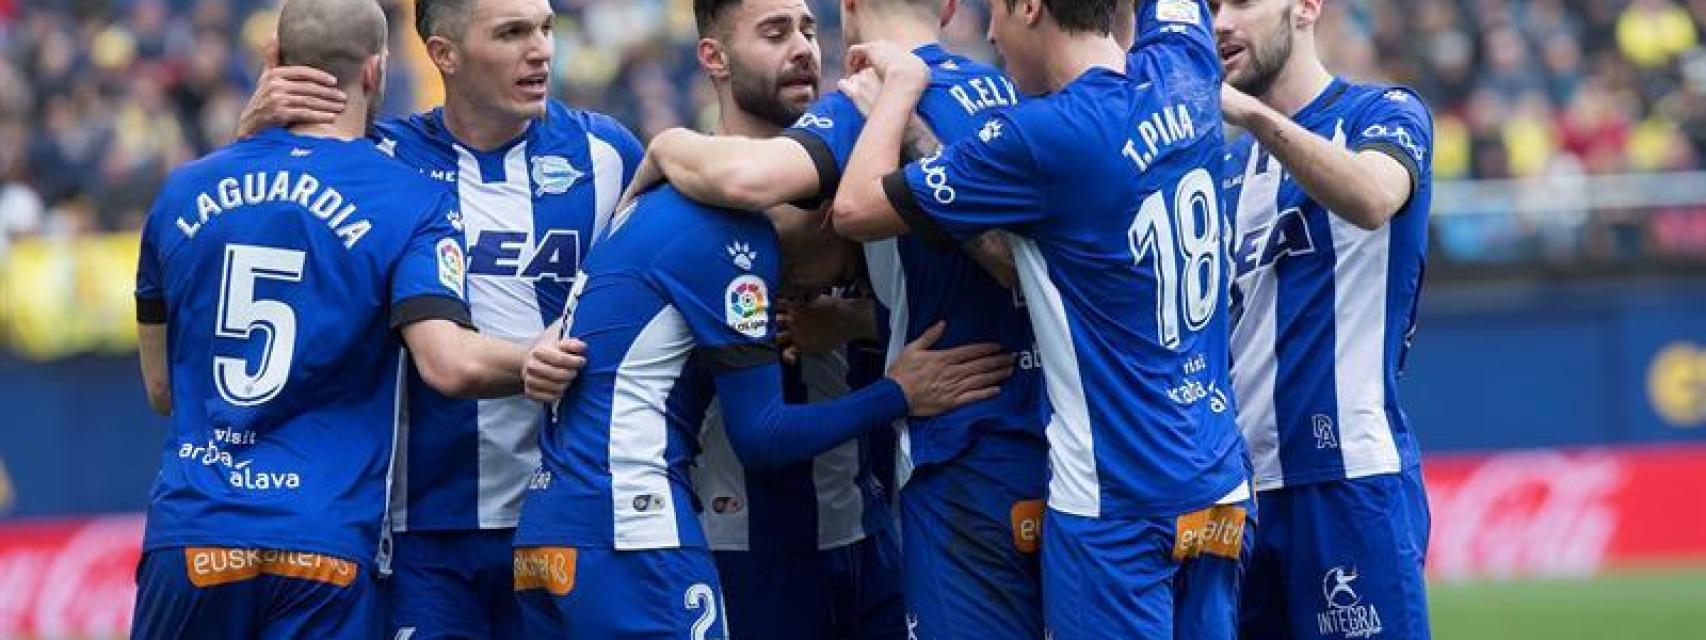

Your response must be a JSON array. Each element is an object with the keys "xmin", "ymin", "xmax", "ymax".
[{"xmin": 1, "ymin": 0, "xmax": 1704, "ymax": 254}]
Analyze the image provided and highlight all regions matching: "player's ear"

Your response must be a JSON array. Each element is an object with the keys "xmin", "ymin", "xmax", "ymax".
[
  {"xmin": 1293, "ymin": 0, "xmax": 1324, "ymax": 29},
  {"xmin": 941, "ymin": 0, "xmax": 958, "ymax": 28},
  {"xmin": 363, "ymin": 53, "xmax": 384, "ymax": 95},
  {"xmin": 425, "ymin": 35, "xmax": 458, "ymax": 77},
  {"xmin": 698, "ymin": 37, "xmax": 731, "ymax": 82},
  {"xmin": 1017, "ymin": 0, "xmax": 1043, "ymax": 28}
]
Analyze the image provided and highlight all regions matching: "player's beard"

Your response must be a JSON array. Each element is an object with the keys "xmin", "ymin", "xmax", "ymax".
[
  {"xmin": 1227, "ymin": 8, "xmax": 1294, "ymax": 98},
  {"xmin": 729, "ymin": 55, "xmax": 815, "ymax": 129}
]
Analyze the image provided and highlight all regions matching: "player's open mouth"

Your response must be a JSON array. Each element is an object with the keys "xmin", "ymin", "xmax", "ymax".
[
  {"xmin": 1219, "ymin": 43, "xmax": 1246, "ymax": 66},
  {"xmin": 517, "ymin": 73, "xmax": 548, "ymax": 98}
]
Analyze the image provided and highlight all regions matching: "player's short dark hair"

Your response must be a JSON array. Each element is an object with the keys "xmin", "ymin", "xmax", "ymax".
[
  {"xmin": 694, "ymin": 0, "xmax": 744, "ymax": 37},
  {"xmin": 277, "ymin": 0, "xmax": 388, "ymax": 87},
  {"xmin": 416, "ymin": 0, "xmax": 474, "ymax": 42},
  {"xmin": 1005, "ymin": 0, "xmax": 1119, "ymax": 35}
]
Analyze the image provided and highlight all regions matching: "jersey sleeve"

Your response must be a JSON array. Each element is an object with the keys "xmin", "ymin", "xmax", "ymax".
[
  {"xmin": 589, "ymin": 112, "xmax": 646, "ymax": 189},
  {"xmin": 389, "ymin": 190, "xmax": 474, "ymax": 329},
  {"xmin": 649, "ymin": 217, "xmax": 782, "ymax": 372},
  {"xmin": 881, "ymin": 112, "xmax": 1048, "ymax": 245},
  {"xmin": 134, "ymin": 199, "xmax": 167, "ymax": 324},
  {"xmin": 1346, "ymin": 87, "xmax": 1434, "ymax": 204},
  {"xmin": 1135, "ymin": 0, "xmax": 1216, "ymax": 56},
  {"xmin": 780, "ymin": 93, "xmax": 864, "ymax": 209}
]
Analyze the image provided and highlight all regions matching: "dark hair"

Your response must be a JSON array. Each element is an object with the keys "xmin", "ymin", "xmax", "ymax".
[
  {"xmin": 415, "ymin": 0, "xmax": 473, "ymax": 42},
  {"xmin": 1006, "ymin": 0, "xmax": 1119, "ymax": 34},
  {"xmin": 693, "ymin": 0, "xmax": 743, "ymax": 37}
]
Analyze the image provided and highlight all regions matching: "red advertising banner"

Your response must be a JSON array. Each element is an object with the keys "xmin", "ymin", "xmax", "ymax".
[
  {"xmin": 0, "ymin": 515, "xmax": 141, "ymax": 639},
  {"xmin": 2, "ymin": 445, "xmax": 1705, "ymax": 636},
  {"xmin": 1424, "ymin": 445, "xmax": 1706, "ymax": 581}
]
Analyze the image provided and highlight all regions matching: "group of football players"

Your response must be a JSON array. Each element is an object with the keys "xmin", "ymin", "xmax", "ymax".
[{"xmin": 128, "ymin": 0, "xmax": 1435, "ymax": 639}]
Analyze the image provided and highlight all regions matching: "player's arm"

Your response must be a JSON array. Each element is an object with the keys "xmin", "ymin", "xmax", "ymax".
[
  {"xmin": 399, "ymin": 317, "xmax": 532, "ymax": 399},
  {"xmin": 830, "ymin": 44, "xmax": 933, "ymax": 241},
  {"xmin": 137, "ymin": 322, "xmax": 170, "ymax": 415},
  {"xmin": 625, "ymin": 130, "xmax": 821, "ymax": 212},
  {"xmin": 1221, "ymin": 85, "xmax": 1414, "ymax": 230},
  {"xmin": 714, "ymin": 322, "xmax": 1012, "ymax": 469}
]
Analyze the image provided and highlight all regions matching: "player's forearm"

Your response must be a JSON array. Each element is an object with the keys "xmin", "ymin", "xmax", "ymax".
[
  {"xmin": 652, "ymin": 129, "xmax": 816, "ymax": 211},
  {"xmin": 715, "ymin": 362, "xmax": 909, "ymax": 469},
  {"xmin": 403, "ymin": 319, "xmax": 526, "ymax": 399},
  {"xmin": 831, "ymin": 76, "xmax": 926, "ymax": 241},
  {"xmin": 1240, "ymin": 105, "xmax": 1409, "ymax": 230},
  {"xmin": 138, "ymin": 322, "xmax": 172, "ymax": 415}
]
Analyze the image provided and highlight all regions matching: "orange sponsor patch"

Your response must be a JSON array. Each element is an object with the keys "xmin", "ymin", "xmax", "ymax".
[
  {"xmin": 1172, "ymin": 505, "xmax": 1248, "ymax": 562},
  {"xmin": 1010, "ymin": 499, "xmax": 1045, "ymax": 555},
  {"xmin": 183, "ymin": 548, "xmax": 359, "ymax": 588},
  {"xmin": 513, "ymin": 547, "xmax": 577, "ymax": 596}
]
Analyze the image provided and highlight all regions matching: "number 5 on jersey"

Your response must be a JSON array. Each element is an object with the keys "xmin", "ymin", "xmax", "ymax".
[{"xmin": 214, "ymin": 244, "xmax": 305, "ymax": 406}]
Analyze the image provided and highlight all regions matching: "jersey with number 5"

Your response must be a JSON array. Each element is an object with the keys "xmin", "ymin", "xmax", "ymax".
[
  {"xmin": 133, "ymin": 127, "xmax": 470, "ymax": 567},
  {"xmin": 883, "ymin": 0, "xmax": 1244, "ymax": 519}
]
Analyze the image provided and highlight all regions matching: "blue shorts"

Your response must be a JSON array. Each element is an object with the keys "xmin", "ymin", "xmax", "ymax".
[
  {"xmin": 130, "ymin": 547, "xmax": 379, "ymax": 640},
  {"xmin": 897, "ymin": 432, "xmax": 1047, "ymax": 640},
  {"xmin": 515, "ymin": 546, "xmax": 728, "ymax": 640},
  {"xmin": 714, "ymin": 524, "xmax": 906, "ymax": 640},
  {"xmin": 1042, "ymin": 497, "xmax": 1254, "ymax": 640},
  {"xmin": 385, "ymin": 528, "xmax": 521, "ymax": 640},
  {"xmin": 1240, "ymin": 468, "xmax": 1432, "ymax": 640}
]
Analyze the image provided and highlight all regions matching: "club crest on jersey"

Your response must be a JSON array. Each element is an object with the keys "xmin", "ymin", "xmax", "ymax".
[
  {"xmin": 725, "ymin": 275, "xmax": 770, "ymax": 339},
  {"xmin": 436, "ymin": 238, "xmax": 466, "ymax": 298},
  {"xmin": 530, "ymin": 155, "xmax": 582, "ymax": 196}
]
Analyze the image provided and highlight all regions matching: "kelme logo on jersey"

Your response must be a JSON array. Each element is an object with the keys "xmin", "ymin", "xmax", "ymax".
[
  {"xmin": 724, "ymin": 275, "xmax": 770, "ymax": 339},
  {"xmin": 436, "ymin": 238, "xmax": 466, "ymax": 298},
  {"xmin": 530, "ymin": 155, "xmax": 583, "ymax": 196}
]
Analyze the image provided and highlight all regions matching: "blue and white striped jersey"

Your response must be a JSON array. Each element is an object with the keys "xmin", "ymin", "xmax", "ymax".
[
  {"xmin": 1223, "ymin": 78, "xmax": 1433, "ymax": 491},
  {"xmin": 882, "ymin": 0, "xmax": 1247, "ymax": 518},
  {"xmin": 375, "ymin": 99, "xmax": 642, "ymax": 532},
  {"xmin": 514, "ymin": 185, "xmax": 783, "ymax": 550},
  {"xmin": 694, "ymin": 348, "xmax": 892, "ymax": 552}
]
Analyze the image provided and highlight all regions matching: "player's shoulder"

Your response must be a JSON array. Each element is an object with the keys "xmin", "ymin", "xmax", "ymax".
[
  {"xmin": 1338, "ymin": 80, "xmax": 1433, "ymax": 122},
  {"xmin": 538, "ymin": 98, "xmax": 641, "ymax": 148}
]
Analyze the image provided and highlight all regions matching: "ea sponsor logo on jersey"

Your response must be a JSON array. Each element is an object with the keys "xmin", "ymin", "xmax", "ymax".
[
  {"xmin": 531, "ymin": 155, "xmax": 583, "ymax": 196},
  {"xmin": 725, "ymin": 274, "xmax": 770, "ymax": 339},
  {"xmin": 1317, "ymin": 566, "xmax": 1384, "ymax": 638},
  {"xmin": 436, "ymin": 238, "xmax": 466, "ymax": 298}
]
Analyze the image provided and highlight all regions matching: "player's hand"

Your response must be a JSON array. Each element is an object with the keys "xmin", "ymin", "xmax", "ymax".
[
  {"xmin": 1219, "ymin": 83, "xmax": 1264, "ymax": 129},
  {"xmin": 846, "ymin": 41, "xmax": 928, "ymax": 92},
  {"xmin": 236, "ymin": 42, "xmax": 345, "ymax": 138},
  {"xmin": 777, "ymin": 295, "xmax": 870, "ymax": 365},
  {"xmin": 886, "ymin": 322, "xmax": 1013, "ymax": 417},
  {"xmin": 838, "ymin": 68, "xmax": 883, "ymax": 117},
  {"xmin": 523, "ymin": 332, "xmax": 588, "ymax": 403}
]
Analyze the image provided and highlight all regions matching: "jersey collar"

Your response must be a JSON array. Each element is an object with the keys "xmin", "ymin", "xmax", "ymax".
[{"xmin": 1291, "ymin": 77, "xmax": 1350, "ymax": 125}]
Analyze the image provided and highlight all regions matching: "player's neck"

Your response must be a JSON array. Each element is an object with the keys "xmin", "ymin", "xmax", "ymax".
[
  {"xmin": 442, "ymin": 90, "xmax": 531, "ymax": 152},
  {"xmin": 1259, "ymin": 47, "xmax": 1334, "ymax": 117},
  {"xmin": 289, "ymin": 95, "xmax": 370, "ymax": 141},
  {"xmin": 713, "ymin": 94, "xmax": 785, "ymax": 138},
  {"xmin": 1040, "ymin": 31, "xmax": 1126, "ymax": 92},
  {"xmin": 852, "ymin": 13, "xmax": 939, "ymax": 52}
]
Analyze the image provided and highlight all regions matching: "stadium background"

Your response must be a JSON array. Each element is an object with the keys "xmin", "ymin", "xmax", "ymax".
[{"xmin": 1, "ymin": 0, "xmax": 1704, "ymax": 637}]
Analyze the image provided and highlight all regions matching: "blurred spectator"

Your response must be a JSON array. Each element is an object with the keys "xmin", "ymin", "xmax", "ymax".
[{"xmin": 1617, "ymin": 0, "xmax": 1698, "ymax": 69}]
